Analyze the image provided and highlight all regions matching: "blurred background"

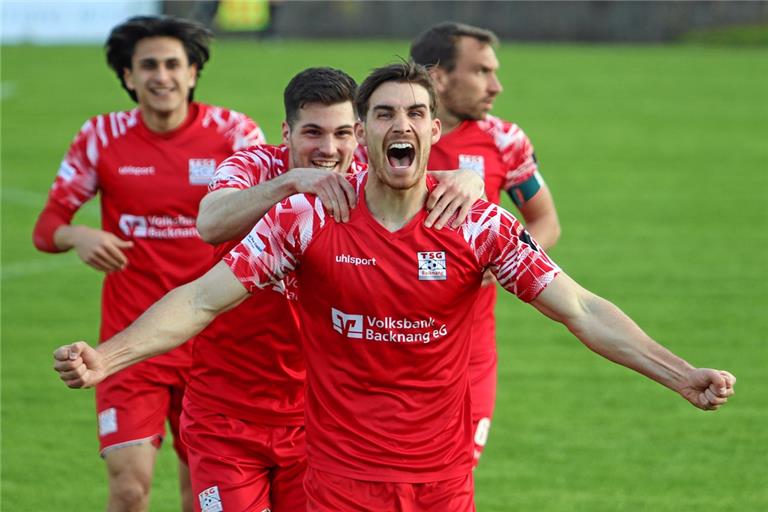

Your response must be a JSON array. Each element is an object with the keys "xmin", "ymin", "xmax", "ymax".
[
  {"xmin": 2, "ymin": 1, "xmax": 766, "ymax": 511},
  {"xmin": 3, "ymin": 0, "xmax": 768, "ymax": 44}
]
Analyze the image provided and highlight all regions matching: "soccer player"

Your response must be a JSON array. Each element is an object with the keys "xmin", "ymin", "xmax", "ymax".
[
  {"xmin": 182, "ymin": 67, "xmax": 483, "ymax": 512},
  {"xmin": 53, "ymin": 62, "xmax": 735, "ymax": 511},
  {"xmin": 33, "ymin": 15, "xmax": 264, "ymax": 512},
  {"xmin": 411, "ymin": 22, "xmax": 562, "ymax": 464}
]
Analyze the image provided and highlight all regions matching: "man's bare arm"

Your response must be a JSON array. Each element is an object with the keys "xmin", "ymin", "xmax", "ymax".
[
  {"xmin": 197, "ymin": 169, "xmax": 356, "ymax": 244},
  {"xmin": 53, "ymin": 261, "xmax": 249, "ymax": 387},
  {"xmin": 516, "ymin": 185, "xmax": 560, "ymax": 251},
  {"xmin": 529, "ymin": 273, "xmax": 736, "ymax": 410}
]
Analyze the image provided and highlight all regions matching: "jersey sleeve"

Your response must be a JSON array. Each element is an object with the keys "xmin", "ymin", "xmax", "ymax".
[
  {"xmin": 32, "ymin": 119, "xmax": 101, "ymax": 251},
  {"xmin": 208, "ymin": 146, "xmax": 282, "ymax": 192},
  {"xmin": 463, "ymin": 202, "xmax": 560, "ymax": 302},
  {"xmin": 230, "ymin": 113, "xmax": 266, "ymax": 151},
  {"xmin": 223, "ymin": 194, "xmax": 328, "ymax": 292},
  {"xmin": 487, "ymin": 118, "xmax": 540, "ymax": 191}
]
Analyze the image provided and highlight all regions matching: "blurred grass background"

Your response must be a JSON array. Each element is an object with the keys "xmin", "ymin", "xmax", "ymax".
[{"xmin": 2, "ymin": 36, "xmax": 767, "ymax": 510}]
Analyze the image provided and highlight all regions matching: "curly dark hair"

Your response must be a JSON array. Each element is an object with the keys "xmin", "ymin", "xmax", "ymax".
[{"xmin": 105, "ymin": 15, "xmax": 212, "ymax": 102}]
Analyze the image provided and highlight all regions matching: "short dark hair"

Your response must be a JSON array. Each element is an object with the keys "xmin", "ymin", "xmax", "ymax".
[
  {"xmin": 105, "ymin": 15, "xmax": 212, "ymax": 103},
  {"xmin": 410, "ymin": 22, "xmax": 499, "ymax": 72},
  {"xmin": 283, "ymin": 67, "xmax": 358, "ymax": 128},
  {"xmin": 355, "ymin": 62, "xmax": 436, "ymax": 121}
]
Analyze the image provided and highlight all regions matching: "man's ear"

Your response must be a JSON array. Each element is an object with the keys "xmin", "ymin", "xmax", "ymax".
[
  {"xmin": 354, "ymin": 121, "xmax": 366, "ymax": 147},
  {"xmin": 188, "ymin": 63, "xmax": 198, "ymax": 89},
  {"xmin": 281, "ymin": 120, "xmax": 290, "ymax": 145},
  {"xmin": 429, "ymin": 66, "xmax": 448, "ymax": 94},
  {"xmin": 123, "ymin": 67, "xmax": 135, "ymax": 91},
  {"xmin": 431, "ymin": 117, "xmax": 441, "ymax": 145}
]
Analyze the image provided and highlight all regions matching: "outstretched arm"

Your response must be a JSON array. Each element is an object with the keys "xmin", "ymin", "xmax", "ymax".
[
  {"xmin": 197, "ymin": 168, "xmax": 356, "ymax": 244},
  {"xmin": 530, "ymin": 273, "xmax": 736, "ymax": 410},
  {"xmin": 53, "ymin": 261, "xmax": 249, "ymax": 388}
]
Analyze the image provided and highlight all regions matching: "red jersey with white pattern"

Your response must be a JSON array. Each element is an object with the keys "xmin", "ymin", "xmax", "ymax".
[
  {"xmin": 42, "ymin": 103, "xmax": 264, "ymax": 366},
  {"xmin": 187, "ymin": 144, "xmax": 367, "ymax": 422},
  {"xmin": 429, "ymin": 115, "xmax": 542, "ymax": 358},
  {"xmin": 224, "ymin": 171, "xmax": 560, "ymax": 482}
]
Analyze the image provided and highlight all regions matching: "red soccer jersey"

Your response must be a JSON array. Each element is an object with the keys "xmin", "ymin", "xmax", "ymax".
[
  {"xmin": 224, "ymin": 172, "xmax": 560, "ymax": 482},
  {"xmin": 187, "ymin": 145, "xmax": 367, "ymax": 422},
  {"xmin": 428, "ymin": 115, "xmax": 540, "ymax": 205},
  {"xmin": 39, "ymin": 103, "xmax": 264, "ymax": 366}
]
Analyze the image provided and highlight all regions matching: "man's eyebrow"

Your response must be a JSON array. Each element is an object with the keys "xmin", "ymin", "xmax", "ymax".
[
  {"xmin": 372, "ymin": 103, "xmax": 428, "ymax": 111},
  {"xmin": 299, "ymin": 123, "xmax": 355, "ymax": 130}
]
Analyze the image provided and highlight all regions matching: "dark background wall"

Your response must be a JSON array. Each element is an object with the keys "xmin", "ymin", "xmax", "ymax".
[{"xmin": 166, "ymin": 0, "xmax": 768, "ymax": 42}]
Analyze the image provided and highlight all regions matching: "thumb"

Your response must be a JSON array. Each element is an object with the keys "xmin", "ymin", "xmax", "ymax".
[{"xmin": 67, "ymin": 341, "xmax": 91, "ymax": 360}]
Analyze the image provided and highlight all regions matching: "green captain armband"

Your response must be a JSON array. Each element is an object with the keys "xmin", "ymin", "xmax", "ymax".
[{"xmin": 507, "ymin": 170, "xmax": 544, "ymax": 207}]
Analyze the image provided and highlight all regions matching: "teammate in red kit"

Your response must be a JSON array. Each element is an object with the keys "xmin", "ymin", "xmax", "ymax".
[
  {"xmin": 411, "ymin": 22, "xmax": 562, "ymax": 465},
  {"xmin": 33, "ymin": 15, "xmax": 264, "ymax": 512},
  {"xmin": 180, "ymin": 67, "xmax": 482, "ymax": 512},
  {"xmin": 53, "ymin": 62, "xmax": 735, "ymax": 511}
]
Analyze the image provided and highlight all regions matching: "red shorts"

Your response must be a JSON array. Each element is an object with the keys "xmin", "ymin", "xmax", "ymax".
[
  {"xmin": 469, "ymin": 348, "xmax": 497, "ymax": 467},
  {"xmin": 95, "ymin": 360, "xmax": 188, "ymax": 462},
  {"xmin": 181, "ymin": 398, "xmax": 306, "ymax": 512},
  {"xmin": 304, "ymin": 467, "xmax": 474, "ymax": 512}
]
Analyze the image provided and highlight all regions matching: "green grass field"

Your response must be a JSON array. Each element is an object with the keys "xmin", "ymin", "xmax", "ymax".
[{"xmin": 2, "ymin": 40, "xmax": 767, "ymax": 511}]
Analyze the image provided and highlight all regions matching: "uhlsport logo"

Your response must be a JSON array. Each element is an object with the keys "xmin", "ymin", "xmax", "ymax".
[
  {"xmin": 458, "ymin": 154, "xmax": 485, "ymax": 177},
  {"xmin": 331, "ymin": 308, "xmax": 363, "ymax": 339},
  {"xmin": 331, "ymin": 307, "xmax": 448, "ymax": 344},
  {"xmin": 189, "ymin": 158, "xmax": 217, "ymax": 185},
  {"xmin": 418, "ymin": 251, "xmax": 447, "ymax": 281}
]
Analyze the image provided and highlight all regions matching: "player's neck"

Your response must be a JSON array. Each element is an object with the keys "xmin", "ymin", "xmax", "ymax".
[
  {"xmin": 436, "ymin": 105, "xmax": 462, "ymax": 135},
  {"xmin": 364, "ymin": 175, "xmax": 427, "ymax": 232},
  {"xmin": 140, "ymin": 103, "xmax": 190, "ymax": 134}
]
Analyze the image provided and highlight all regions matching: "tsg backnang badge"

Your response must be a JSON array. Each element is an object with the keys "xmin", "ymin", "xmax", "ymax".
[{"xmin": 418, "ymin": 251, "xmax": 447, "ymax": 281}]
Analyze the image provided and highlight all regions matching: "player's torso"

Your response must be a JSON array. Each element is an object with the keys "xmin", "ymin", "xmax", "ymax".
[
  {"xmin": 296, "ymin": 194, "xmax": 481, "ymax": 480},
  {"xmin": 96, "ymin": 106, "xmax": 242, "ymax": 337}
]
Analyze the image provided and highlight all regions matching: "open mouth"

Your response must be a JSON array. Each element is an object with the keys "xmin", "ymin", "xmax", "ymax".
[{"xmin": 386, "ymin": 142, "xmax": 415, "ymax": 169}]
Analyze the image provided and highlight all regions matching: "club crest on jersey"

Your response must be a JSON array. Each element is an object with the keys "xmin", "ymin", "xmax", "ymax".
[
  {"xmin": 458, "ymin": 154, "xmax": 485, "ymax": 178},
  {"xmin": 418, "ymin": 251, "xmax": 447, "ymax": 281},
  {"xmin": 189, "ymin": 158, "xmax": 217, "ymax": 185},
  {"xmin": 198, "ymin": 486, "xmax": 223, "ymax": 512}
]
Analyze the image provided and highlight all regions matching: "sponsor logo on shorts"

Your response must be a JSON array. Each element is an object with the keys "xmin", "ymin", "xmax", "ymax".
[
  {"xmin": 118, "ymin": 214, "xmax": 199, "ymax": 239},
  {"xmin": 418, "ymin": 251, "xmax": 447, "ymax": 281},
  {"xmin": 98, "ymin": 407, "xmax": 117, "ymax": 436},
  {"xmin": 118, "ymin": 165, "xmax": 155, "ymax": 176},
  {"xmin": 199, "ymin": 486, "xmax": 223, "ymax": 512},
  {"xmin": 331, "ymin": 307, "xmax": 448, "ymax": 345},
  {"xmin": 458, "ymin": 154, "xmax": 485, "ymax": 177},
  {"xmin": 335, "ymin": 254, "xmax": 376, "ymax": 266},
  {"xmin": 189, "ymin": 158, "xmax": 217, "ymax": 185}
]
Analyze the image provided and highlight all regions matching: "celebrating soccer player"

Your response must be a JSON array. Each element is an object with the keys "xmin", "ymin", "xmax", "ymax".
[
  {"xmin": 53, "ymin": 62, "xmax": 735, "ymax": 511},
  {"xmin": 411, "ymin": 22, "xmax": 562, "ymax": 465},
  {"xmin": 33, "ymin": 15, "xmax": 265, "ymax": 512}
]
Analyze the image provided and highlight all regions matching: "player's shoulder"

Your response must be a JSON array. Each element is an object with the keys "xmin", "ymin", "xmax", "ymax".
[
  {"xmin": 460, "ymin": 198, "xmax": 522, "ymax": 233},
  {"xmin": 476, "ymin": 115, "xmax": 532, "ymax": 151}
]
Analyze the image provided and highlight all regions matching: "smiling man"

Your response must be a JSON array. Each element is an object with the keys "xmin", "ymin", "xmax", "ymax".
[
  {"xmin": 33, "ymin": 15, "xmax": 264, "ymax": 512},
  {"xmin": 53, "ymin": 62, "xmax": 735, "ymax": 511}
]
